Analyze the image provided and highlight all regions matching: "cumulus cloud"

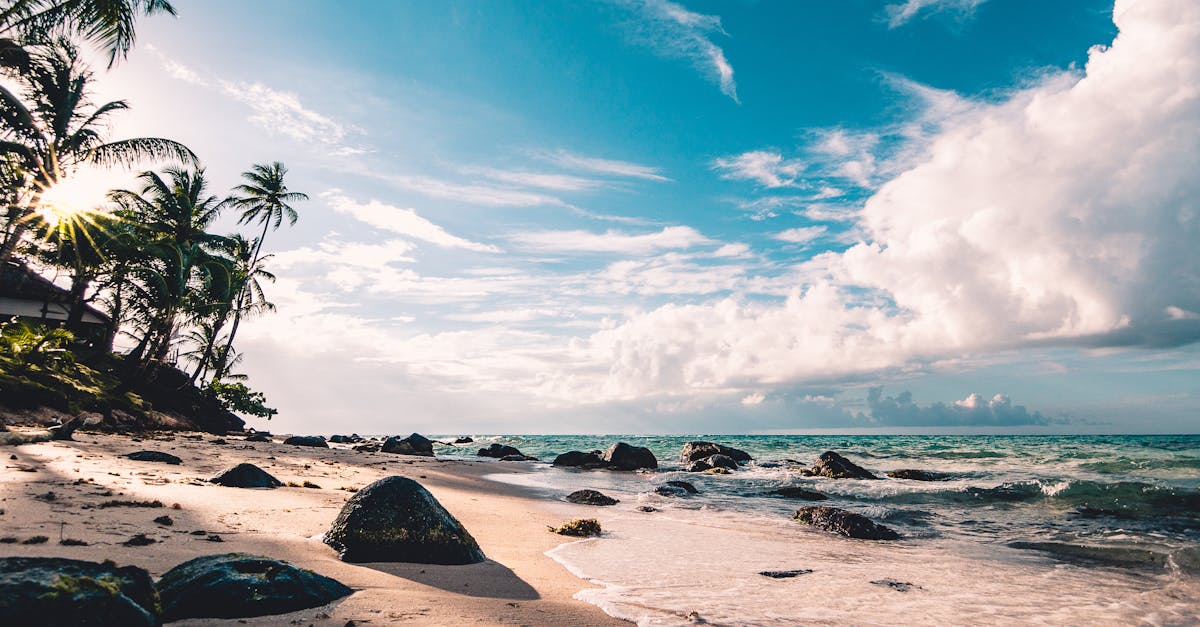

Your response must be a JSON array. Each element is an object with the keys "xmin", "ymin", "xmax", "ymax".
[
  {"xmin": 323, "ymin": 191, "xmax": 501, "ymax": 253},
  {"xmin": 774, "ymin": 226, "xmax": 828, "ymax": 245},
  {"xmin": 861, "ymin": 388, "xmax": 1048, "ymax": 426},
  {"xmin": 620, "ymin": 0, "xmax": 739, "ymax": 102},
  {"xmin": 884, "ymin": 0, "xmax": 988, "ymax": 28}
]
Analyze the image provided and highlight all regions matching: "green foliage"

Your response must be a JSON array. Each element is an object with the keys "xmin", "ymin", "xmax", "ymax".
[
  {"xmin": 207, "ymin": 380, "xmax": 277, "ymax": 419},
  {"xmin": 548, "ymin": 518, "xmax": 602, "ymax": 537},
  {"xmin": 0, "ymin": 318, "xmax": 75, "ymax": 371}
]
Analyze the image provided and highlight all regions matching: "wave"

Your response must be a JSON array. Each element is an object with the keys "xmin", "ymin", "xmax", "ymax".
[{"xmin": 879, "ymin": 480, "xmax": 1200, "ymax": 518}]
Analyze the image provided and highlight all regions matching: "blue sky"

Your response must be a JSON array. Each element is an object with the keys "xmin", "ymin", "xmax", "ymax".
[{"xmin": 55, "ymin": 0, "xmax": 1200, "ymax": 433}]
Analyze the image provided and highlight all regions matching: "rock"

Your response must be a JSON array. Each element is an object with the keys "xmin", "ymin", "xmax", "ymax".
[
  {"xmin": 499, "ymin": 454, "xmax": 537, "ymax": 462},
  {"xmin": 552, "ymin": 450, "xmax": 610, "ymax": 469},
  {"xmin": 656, "ymin": 480, "xmax": 698, "ymax": 495},
  {"xmin": 685, "ymin": 454, "xmax": 739, "ymax": 472},
  {"xmin": 548, "ymin": 518, "xmax": 602, "ymax": 537},
  {"xmin": 454, "ymin": 436, "xmax": 474, "ymax": 444},
  {"xmin": 352, "ymin": 443, "xmax": 380, "ymax": 453},
  {"xmin": 324, "ymin": 476, "xmax": 485, "ymax": 564},
  {"xmin": 282, "ymin": 435, "xmax": 328, "ymax": 448},
  {"xmin": 705, "ymin": 467, "xmax": 731, "ymax": 475},
  {"xmin": 210, "ymin": 463, "xmax": 283, "ymax": 488},
  {"xmin": 666, "ymin": 480, "xmax": 698, "ymax": 494},
  {"xmin": 679, "ymin": 441, "xmax": 752, "ymax": 464},
  {"xmin": 381, "ymin": 433, "xmax": 434, "ymax": 457},
  {"xmin": 0, "ymin": 557, "xmax": 160, "ymax": 626},
  {"xmin": 637, "ymin": 505, "xmax": 657, "ymax": 512},
  {"xmin": 871, "ymin": 579, "xmax": 919, "ymax": 592},
  {"xmin": 602, "ymin": 442, "xmax": 658, "ymax": 470},
  {"xmin": 329, "ymin": 434, "xmax": 363, "ymax": 444},
  {"xmin": 887, "ymin": 469, "xmax": 950, "ymax": 481},
  {"xmin": 477, "ymin": 443, "xmax": 523, "ymax": 458},
  {"xmin": 125, "ymin": 451, "xmax": 182, "ymax": 465},
  {"xmin": 792, "ymin": 506, "xmax": 899, "ymax": 540},
  {"xmin": 808, "ymin": 451, "xmax": 878, "ymax": 479},
  {"xmin": 759, "ymin": 569, "xmax": 813, "ymax": 579},
  {"xmin": 765, "ymin": 486, "xmax": 828, "ymax": 501},
  {"xmin": 566, "ymin": 489, "xmax": 619, "ymax": 506},
  {"xmin": 153, "ymin": 515, "xmax": 174, "ymax": 526},
  {"xmin": 244, "ymin": 433, "xmax": 271, "ymax": 443},
  {"xmin": 157, "ymin": 553, "xmax": 352, "ymax": 621}
]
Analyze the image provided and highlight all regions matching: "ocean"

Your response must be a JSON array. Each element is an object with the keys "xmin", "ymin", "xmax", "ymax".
[{"xmin": 439, "ymin": 435, "xmax": 1200, "ymax": 625}]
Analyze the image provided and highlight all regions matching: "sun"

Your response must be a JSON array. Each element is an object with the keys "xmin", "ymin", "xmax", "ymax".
[{"xmin": 35, "ymin": 176, "xmax": 107, "ymax": 227}]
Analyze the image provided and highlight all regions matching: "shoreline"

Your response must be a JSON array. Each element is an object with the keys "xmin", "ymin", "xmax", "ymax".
[{"xmin": 0, "ymin": 430, "xmax": 625, "ymax": 625}]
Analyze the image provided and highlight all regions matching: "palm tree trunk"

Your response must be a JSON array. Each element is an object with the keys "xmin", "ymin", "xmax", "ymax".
[
  {"xmin": 212, "ymin": 220, "xmax": 269, "ymax": 380},
  {"xmin": 189, "ymin": 314, "xmax": 227, "ymax": 386}
]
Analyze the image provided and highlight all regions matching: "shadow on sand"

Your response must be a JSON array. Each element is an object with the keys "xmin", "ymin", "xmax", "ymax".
[{"xmin": 359, "ymin": 559, "xmax": 540, "ymax": 600}]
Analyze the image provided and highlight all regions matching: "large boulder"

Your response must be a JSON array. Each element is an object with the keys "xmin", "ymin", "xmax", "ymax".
[
  {"xmin": 887, "ymin": 469, "xmax": 951, "ymax": 481},
  {"xmin": 477, "ymin": 443, "xmax": 523, "ymax": 458},
  {"xmin": 125, "ymin": 450, "xmax": 182, "ymax": 465},
  {"xmin": 808, "ymin": 451, "xmax": 878, "ymax": 479},
  {"xmin": 0, "ymin": 557, "xmax": 160, "ymax": 626},
  {"xmin": 210, "ymin": 463, "xmax": 283, "ymax": 488},
  {"xmin": 324, "ymin": 476, "xmax": 485, "ymax": 564},
  {"xmin": 679, "ymin": 441, "xmax": 752, "ymax": 465},
  {"xmin": 283, "ymin": 435, "xmax": 328, "ymax": 448},
  {"xmin": 553, "ymin": 450, "xmax": 609, "ymax": 469},
  {"xmin": 157, "ymin": 553, "xmax": 352, "ymax": 621},
  {"xmin": 381, "ymin": 433, "xmax": 434, "ymax": 457},
  {"xmin": 603, "ymin": 442, "xmax": 658, "ymax": 470},
  {"xmin": 453, "ymin": 436, "xmax": 474, "ymax": 444},
  {"xmin": 566, "ymin": 489, "xmax": 619, "ymax": 506},
  {"xmin": 793, "ymin": 506, "xmax": 899, "ymax": 540},
  {"xmin": 685, "ymin": 454, "xmax": 739, "ymax": 472}
]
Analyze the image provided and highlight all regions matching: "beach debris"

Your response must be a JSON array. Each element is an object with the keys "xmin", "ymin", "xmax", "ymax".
[
  {"xmin": 48, "ymin": 415, "xmax": 89, "ymax": 441},
  {"xmin": 156, "ymin": 553, "xmax": 352, "ymax": 621},
  {"xmin": 686, "ymin": 454, "xmax": 739, "ymax": 473},
  {"xmin": 59, "ymin": 538, "xmax": 88, "ymax": 546},
  {"xmin": 210, "ymin": 463, "xmax": 283, "ymax": 488},
  {"xmin": 476, "ymin": 443, "xmax": 524, "ymax": 458},
  {"xmin": 324, "ymin": 476, "xmax": 485, "ymax": 564},
  {"xmin": 793, "ymin": 506, "xmax": 899, "ymax": 540},
  {"xmin": 153, "ymin": 515, "xmax": 174, "ymax": 526},
  {"xmin": 329, "ymin": 434, "xmax": 363, "ymax": 444},
  {"xmin": 870, "ymin": 579, "xmax": 919, "ymax": 592},
  {"xmin": 0, "ymin": 537, "xmax": 16, "ymax": 543},
  {"xmin": 454, "ymin": 436, "xmax": 474, "ymax": 444},
  {"xmin": 552, "ymin": 450, "xmax": 609, "ymax": 469},
  {"xmin": 759, "ymin": 569, "xmax": 813, "ymax": 579},
  {"xmin": 566, "ymin": 489, "xmax": 619, "ymax": 506},
  {"xmin": 21, "ymin": 535, "xmax": 49, "ymax": 544},
  {"xmin": 655, "ymin": 480, "xmax": 699, "ymax": 497},
  {"xmin": 125, "ymin": 450, "xmax": 182, "ymax": 465},
  {"xmin": 244, "ymin": 433, "xmax": 271, "ymax": 443},
  {"xmin": 0, "ymin": 556, "xmax": 160, "ymax": 626},
  {"xmin": 679, "ymin": 441, "xmax": 752, "ymax": 465},
  {"xmin": 206, "ymin": 535, "xmax": 224, "ymax": 542},
  {"xmin": 282, "ymin": 435, "xmax": 328, "ymax": 448},
  {"xmin": 886, "ymin": 469, "xmax": 951, "ymax": 481},
  {"xmin": 381, "ymin": 433, "xmax": 434, "ymax": 457},
  {"xmin": 122, "ymin": 534, "xmax": 156, "ymax": 547},
  {"xmin": 499, "ymin": 454, "xmax": 538, "ymax": 461},
  {"xmin": 34, "ymin": 490, "xmax": 56, "ymax": 502},
  {"xmin": 764, "ymin": 487, "xmax": 828, "ymax": 501},
  {"xmin": 99, "ymin": 499, "xmax": 163, "ymax": 509},
  {"xmin": 548, "ymin": 518, "xmax": 602, "ymax": 537},
  {"xmin": 352, "ymin": 443, "xmax": 381, "ymax": 452},
  {"xmin": 603, "ymin": 442, "xmax": 658, "ymax": 470},
  {"xmin": 801, "ymin": 451, "xmax": 878, "ymax": 480},
  {"xmin": 637, "ymin": 505, "xmax": 657, "ymax": 512}
]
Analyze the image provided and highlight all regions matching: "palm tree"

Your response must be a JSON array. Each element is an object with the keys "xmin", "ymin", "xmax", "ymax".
[
  {"xmin": 212, "ymin": 162, "xmax": 304, "ymax": 379},
  {"xmin": 187, "ymin": 234, "xmax": 274, "ymax": 385},
  {"xmin": 0, "ymin": 0, "xmax": 175, "ymax": 68},
  {"xmin": 0, "ymin": 38, "xmax": 195, "ymax": 264}
]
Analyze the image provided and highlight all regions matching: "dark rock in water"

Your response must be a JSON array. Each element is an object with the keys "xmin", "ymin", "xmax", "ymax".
[
  {"xmin": 887, "ymin": 469, "xmax": 950, "ymax": 481},
  {"xmin": 454, "ymin": 436, "xmax": 474, "ymax": 444},
  {"xmin": 637, "ymin": 505, "xmax": 657, "ymax": 512},
  {"xmin": 0, "ymin": 557, "xmax": 160, "ymax": 626},
  {"xmin": 157, "ymin": 553, "xmax": 352, "ymax": 621},
  {"xmin": 809, "ymin": 451, "xmax": 877, "ymax": 479},
  {"xmin": 244, "ymin": 433, "xmax": 271, "ymax": 443},
  {"xmin": 603, "ymin": 442, "xmax": 658, "ymax": 470},
  {"xmin": 566, "ymin": 489, "xmax": 619, "ymax": 506},
  {"xmin": 381, "ymin": 433, "xmax": 434, "ymax": 457},
  {"xmin": 329, "ymin": 434, "xmax": 363, "ymax": 444},
  {"xmin": 654, "ymin": 486, "xmax": 688, "ymax": 497},
  {"xmin": 499, "ymin": 454, "xmax": 537, "ymax": 462},
  {"xmin": 126, "ymin": 450, "xmax": 182, "ymax": 465},
  {"xmin": 477, "ymin": 443, "xmax": 523, "ymax": 458},
  {"xmin": 324, "ymin": 476, "xmax": 485, "ymax": 564},
  {"xmin": 759, "ymin": 569, "xmax": 813, "ymax": 579},
  {"xmin": 766, "ymin": 486, "xmax": 828, "ymax": 501},
  {"xmin": 1007, "ymin": 541, "xmax": 1170, "ymax": 569},
  {"xmin": 871, "ymin": 579, "xmax": 918, "ymax": 592},
  {"xmin": 666, "ymin": 480, "xmax": 698, "ymax": 494},
  {"xmin": 210, "ymin": 463, "xmax": 283, "ymax": 488},
  {"xmin": 679, "ymin": 441, "xmax": 752, "ymax": 464},
  {"xmin": 352, "ymin": 443, "xmax": 381, "ymax": 453},
  {"xmin": 757, "ymin": 461, "xmax": 782, "ymax": 468},
  {"xmin": 283, "ymin": 435, "xmax": 328, "ymax": 448},
  {"xmin": 553, "ymin": 450, "xmax": 610, "ymax": 469},
  {"xmin": 685, "ymin": 453, "xmax": 739, "ymax": 472},
  {"xmin": 793, "ymin": 506, "xmax": 899, "ymax": 540}
]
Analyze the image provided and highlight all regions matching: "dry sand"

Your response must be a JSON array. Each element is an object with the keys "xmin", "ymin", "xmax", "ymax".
[{"xmin": 0, "ymin": 430, "xmax": 625, "ymax": 625}]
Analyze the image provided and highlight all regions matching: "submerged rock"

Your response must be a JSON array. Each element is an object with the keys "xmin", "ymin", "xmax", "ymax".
[
  {"xmin": 603, "ymin": 442, "xmax": 658, "ymax": 470},
  {"xmin": 157, "ymin": 553, "xmax": 351, "ymax": 621},
  {"xmin": 329, "ymin": 434, "xmax": 363, "ymax": 444},
  {"xmin": 765, "ymin": 486, "xmax": 828, "ymax": 501},
  {"xmin": 1007, "ymin": 541, "xmax": 1170, "ymax": 569},
  {"xmin": 871, "ymin": 579, "xmax": 919, "ymax": 592},
  {"xmin": 477, "ymin": 443, "xmax": 523, "ymax": 458},
  {"xmin": 887, "ymin": 469, "xmax": 951, "ymax": 481},
  {"xmin": 759, "ymin": 569, "xmax": 813, "ymax": 579},
  {"xmin": 553, "ymin": 450, "xmax": 609, "ymax": 469},
  {"xmin": 381, "ymin": 433, "xmax": 434, "ymax": 457},
  {"xmin": 0, "ymin": 557, "xmax": 160, "ymax": 626},
  {"xmin": 453, "ymin": 436, "xmax": 474, "ymax": 444},
  {"xmin": 566, "ymin": 489, "xmax": 619, "ymax": 506},
  {"xmin": 686, "ymin": 453, "xmax": 739, "ymax": 473},
  {"xmin": 125, "ymin": 450, "xmax": 182, "ymax": 465},
  {"xmin": 282, "ymin": 435, "xmax": 328, "ymax": 448},
  {"xmin": 679, "ymin": 441, "xmax": 752, "ymax": 465},
  {"xmin": 666, "ymin": 480, "xmax": 698, "ymax": 493},
  {"xmin": 210, "ymin": 463, "xmax": 283, "ymax": 488},
  {"xmin": 793, "ymin": 506, "xmax": 899, "ymax": 540},
  {"xmin": 499, "ymin": 454, "xmax": 537, "ymax": 462},
  {"xmin": 324, "ymin": 476, "xmax": 485, "ymax": 564},
  {"xmin": 808, "ymin": 451, "xmax": 878, "ymax": 479}
]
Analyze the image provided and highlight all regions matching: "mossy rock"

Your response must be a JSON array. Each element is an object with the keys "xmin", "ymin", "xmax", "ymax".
[
  {"xmin": 549, "ymin": 518, "xmax": 602, "ymax": 537},
  {"xmin": 324, "ymin": 476, "xmax": 485, "ymax": 564},
  {"xmin": 0, "ymin": 557, "xmax": 160, "ymax": 625}
]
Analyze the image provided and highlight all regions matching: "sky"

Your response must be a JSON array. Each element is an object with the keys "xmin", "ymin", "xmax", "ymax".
[{"xmin": 48, "ymin": 0, "xmax": 1200, "ymax": 434}]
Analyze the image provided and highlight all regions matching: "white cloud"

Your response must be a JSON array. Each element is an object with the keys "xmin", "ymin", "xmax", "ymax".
[
  {"xmin": 376, "ymin": 172, "xmax": 563, "ymax": 207},
  {"xmin": 713, "ymin": 150, "xmax": 803, "ymax": 188},
  {"xmin": 884, "ymin": 0, "xmax": 988, "ymax": 28},
  {"xmin": 622, "ymin": 0, "xmax": 739, "ymax": 102},
  {"xmin": 510, "ymin": 226, "xmax": 712, "ymax": 254},
  {"xmin": 774, "ymin": 226, "xmax": 828, "ymax": 245},
  {"xmin": 323, "ymin": 191, "xmax": 501, "ymax": 253},
  {"xmin": 466, "ymin": 166, "xmax": 602, "ymax": 192},
  {"xmin": 539, "ymin": 150, "xmax": 670, "ymax": 182}
]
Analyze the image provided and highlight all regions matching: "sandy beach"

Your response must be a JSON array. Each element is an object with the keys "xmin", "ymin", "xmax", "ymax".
[{"xmin": 0, "ymin": 430, "xmax": 624, "ymax": 626}]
